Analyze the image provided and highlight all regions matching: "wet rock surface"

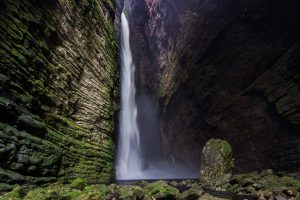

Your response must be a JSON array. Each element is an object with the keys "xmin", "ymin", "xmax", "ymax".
[
  {"xmin": 1, "ymin": 171, "xmax": 299, "ymax": 199},
  {"xmin": 0, "ymin": 0, "xmax": 119, "ymax": 188}
]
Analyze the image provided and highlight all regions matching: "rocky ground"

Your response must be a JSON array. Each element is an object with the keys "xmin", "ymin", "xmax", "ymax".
[{"xmin": 0, "ymin": 170, "xmax": 299, "ymax": 200}]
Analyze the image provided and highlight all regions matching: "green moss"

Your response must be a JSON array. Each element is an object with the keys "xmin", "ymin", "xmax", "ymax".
[
  {"xmin": 9, "ymin": 49, "xmax": 26, "ymax": 64},
  {"xmin": 17, "ymin": 114, "xmax": 47, "ymax": 137},
  {"xmin": 231, "ymin": 172, "xmax": 261, "ymax": 188},
  {"xmin": 178, "ymin": 188, "xmax": 202, "ymax": 200},
  {"xmin": 69, "ymin": 178, "xmax": 87, "ymax": 190},
  {"xmin": 228, "ymin": 171, "xmax": 300, "ymax": 197},
  {"xmin": 0, "ymin": 186, "xmax": 24, "ymax": 200},
  {"xmin": 200, "ymin": 139, "xmax": 234, "ymax": 184},
  {"xmin": 0, "ymin": 123, "xmax": 61, "ymax": 181},
  {"xmin": 262, "ymin": 175, "xmax": 300, "ymax": 192},
  {"xmin": 23, "ymin": 188, "xmax": 48, "ymax": 200},
  {"xmin": 48, "ymin": 114, "xmax": 89, "ymax": 136},
  {"xmin": 119, "ymin": 185, "xmax": 144, "ymax": 200},
  {"xmin": 80, "ymin": 184, "xmax": 107, "ymax": 200},
  {"xmin": 12, "ymin": 183, "xmax": 107, "ymax": 200},
  {"xmin": 144, "ymin": 180, "xmax": 179, "ymax": 199},
  {"xmin": 0, "ymin": 183, "xmax": 15, "ymax": 193},
  {"xmin": 0, "ymin": 0, "xmax": 118, "ymax": 185}
]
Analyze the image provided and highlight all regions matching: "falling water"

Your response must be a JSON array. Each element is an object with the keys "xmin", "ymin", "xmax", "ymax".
[
  {"xmin": 116, "ymin": 12, "xmax": 142, "ymax": 180},
  {"xmin": 116, "ymin": 11, "xmax": 199, "ymax": 180}
]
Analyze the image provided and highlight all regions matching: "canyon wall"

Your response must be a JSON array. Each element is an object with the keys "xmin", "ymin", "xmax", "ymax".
[
  {"xmin": 0, "ymin": 0, "xmax": 118, "ymax": 190},
  {"xmin": 125, "ymin": 0, "xmax": 300, "ymax": 173}
]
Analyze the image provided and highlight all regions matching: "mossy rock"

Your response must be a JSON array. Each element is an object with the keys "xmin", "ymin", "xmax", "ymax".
[
  {"xmin": 200, "ymin": 139, "xmax": 234, "ymax": 184},
  {"xmin": 178, "ymin": 188, "xmax": 203, "ymax": 200},
  {"xmin": 0, "ymin": 183, "xmax": 15, "ymax": 193},
  {"xmin": 69, "ymin": 178, "xmax": 87, "ymax": 190},
  {"xmin": 144, "ymin": 180, "xmax": 179, "ymax": 199},
  {"xmin": 204, "ymin": 174, "xmax": 232, "ymax": 191},
  {"xmin": 23, "ymin": 188, "xmax": 49, "ymax": 200},
  {"xmin": 80, "ymin": 184, "xmax": 107, "ymax": 200},
  {"xmin": 17, "ymin": 114, "xmax": 47, "ymax": 137},
  {"xmin": 228, "ymin": 171, "xmax": 300, "ymax": 197},
  {"xmin": 0, "ymin": 97, "xmax": 18, "ymax": 123},
  {"xmin": 262, "ymin": 175, "xmax": 300, "ymax": 193},
  {"xmin": 0, "ymin": 185, "xmax": 24, "ymax": 199},
  {"xmin": 119, "ymin": 185, "xmax": 144, "ymax": 200},
  {"xmin": 47, "ymin": 191, "xmax": 60, "ymax": 200},
  {"xmin": 229, "ymin": 172, "xmax": 261, "ymax": 190}
]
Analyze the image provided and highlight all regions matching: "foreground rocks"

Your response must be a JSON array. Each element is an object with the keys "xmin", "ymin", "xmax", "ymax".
[
  {"xmin": 0, "ymin": 179, "xmax": 203, "ymax": 200},
  {"xmin": 228, "ymin": 170, "xmax": 300, "ymax": 199},
  {"xmin": 0, "ymin": 171, "xmax": 299, "ymax": 200}
]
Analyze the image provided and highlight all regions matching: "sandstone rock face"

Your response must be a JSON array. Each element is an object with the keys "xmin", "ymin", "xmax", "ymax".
[
  {"xmin": 121, "ymin": 0, "xmax": 300, "ymax": 173},
  {"xmin": 0, "ymin": 0, "xmax": 118, "ymax": 189},
  {"xmin": 200, "ymin": 139, "xmax": 234, "ymax": 183}
]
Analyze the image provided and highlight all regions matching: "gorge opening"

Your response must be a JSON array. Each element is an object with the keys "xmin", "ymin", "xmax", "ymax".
[{"xmin": 116, "ymin": 10, "xmax": 199, "ymax": 180}]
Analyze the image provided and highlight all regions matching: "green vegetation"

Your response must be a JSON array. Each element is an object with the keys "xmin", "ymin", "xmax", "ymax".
[
  {"xmin": 144, "ymin": 180, "xmax": 179, "ymax": 199},
  {"xmin": 69, "ymin": 178, "xmax": 87, "ymax": 190},
  {"xmin": 0, "ymin": 176, "xmax": 299, "ymax": 200}
]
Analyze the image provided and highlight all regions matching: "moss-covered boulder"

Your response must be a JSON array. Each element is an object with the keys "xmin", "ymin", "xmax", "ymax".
[{"xmin": 200, "ymin": 139, "xmax": 234, "ymax": 184}]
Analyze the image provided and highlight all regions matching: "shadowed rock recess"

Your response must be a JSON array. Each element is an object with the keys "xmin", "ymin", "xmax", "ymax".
[
  {"xmin": 0, "ymin": 0, "xmax": 118, "ymax": 190},
  {"xmin": 124, "ymin": 0, "xmax": 300, "ymax": 173}
]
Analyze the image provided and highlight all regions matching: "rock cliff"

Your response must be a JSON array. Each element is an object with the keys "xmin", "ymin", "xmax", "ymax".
[
  {"xmin": 0, "ymin": 0, "xmax": 118, "ymax": 190},
  {"xmin": 124, "ymin": 0, "xmax": 300, "ymax": 173}
]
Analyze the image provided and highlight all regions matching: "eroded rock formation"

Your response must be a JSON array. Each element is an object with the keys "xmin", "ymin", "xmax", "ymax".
[
  {"xmin": 123, "ymin": 0, "xmax": 300, "ymax": 173},
  {"xmin": 0, "ymin": 0, "xmax": 118, "ymax": 190}
]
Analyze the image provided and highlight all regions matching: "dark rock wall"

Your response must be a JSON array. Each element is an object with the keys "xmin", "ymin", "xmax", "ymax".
[
  {"xmin": 125, "ymin": 0, "xmax": 300, "ymax": 173},
  {"xmin": 0, "ymin": 0, "xmax": 118, "ymax": 190}
]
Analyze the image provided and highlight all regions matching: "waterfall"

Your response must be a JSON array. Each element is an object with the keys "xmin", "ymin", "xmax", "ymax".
[
  {"xmin": 116, "ymin": 11, "xmax": 198, "ymax": 180},
  {"xmin": 116, "ymin": 12, "xmax": 142, "ymax": 180}
]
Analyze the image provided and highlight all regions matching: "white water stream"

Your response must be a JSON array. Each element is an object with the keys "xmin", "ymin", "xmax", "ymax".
[
  {"xmin": 116, "ymin": 11, "xmax": 198, "ymax": 180},
  {"xmin": 116, "ymin": 12, "xmax": 142, "ymax": 180}
]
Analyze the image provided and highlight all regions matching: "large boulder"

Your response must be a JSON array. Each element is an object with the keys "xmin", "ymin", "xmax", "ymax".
[{"xmin": 200, "ymin": 139, "xmax": 234, "ymax": 184}]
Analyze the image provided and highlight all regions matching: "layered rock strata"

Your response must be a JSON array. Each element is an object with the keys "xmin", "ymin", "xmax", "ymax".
[{"xmin": 0, "ymin": 0, "xmax": 118, "ymax": 190}]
